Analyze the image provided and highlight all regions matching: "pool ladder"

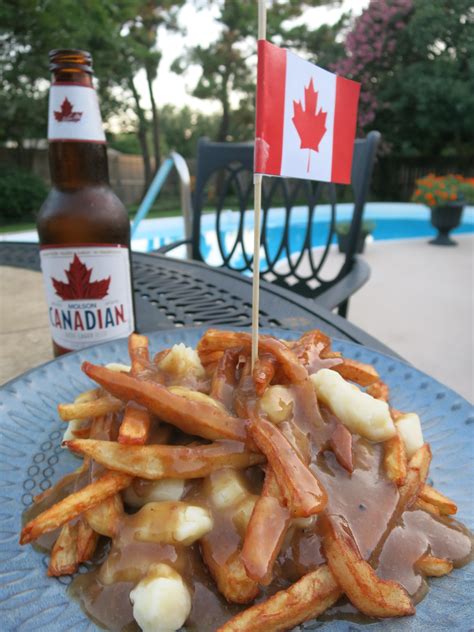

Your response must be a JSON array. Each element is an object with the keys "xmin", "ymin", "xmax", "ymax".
[{"xmin": 131, "ymin": 152, "xmax": 193, "ymax": 258}]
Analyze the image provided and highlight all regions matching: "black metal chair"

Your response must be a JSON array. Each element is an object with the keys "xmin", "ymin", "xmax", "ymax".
[{"xmin": 158, "ymin": 131, "xmax": 380, "ymax": 317}]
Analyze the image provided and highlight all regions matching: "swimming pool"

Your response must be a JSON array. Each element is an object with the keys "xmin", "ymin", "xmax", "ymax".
[
  {"xmin": 131, "ymin": 203, "xmax": 474, "ymax": 267},
  {"xmin": 2, "ymin": 203, "xmax": 473, "ymax": 267}
]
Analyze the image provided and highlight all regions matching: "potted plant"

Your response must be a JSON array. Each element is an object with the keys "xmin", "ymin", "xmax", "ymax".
[
  {"xmin": 411, "ymin": 174, "xmax": 473, "ymax": 246},
  {"xmin": 335, "ymin": 220, "xmax": 376, "ymax": 254}
]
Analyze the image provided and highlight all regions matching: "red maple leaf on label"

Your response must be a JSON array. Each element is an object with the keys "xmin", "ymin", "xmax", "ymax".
[
  {"xmin": 54, "ymin": 97, "xmax": 82, "ymax": 122},
  {"xmin": 52, "ymin": 254, "xmax": 110, "ymax": 299},
  {"xmin": 292, "ymin": 78, "xmax": 327, "ymax": 171}
]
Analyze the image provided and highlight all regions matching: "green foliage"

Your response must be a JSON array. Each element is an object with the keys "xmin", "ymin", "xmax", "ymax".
[
  {"xmin": 159, "ymin": 105, "xmax": 219, "ymax": 157},
  {"xmin": 335, "ymin": 220, "xmax": 376, "ymax": 235},
  {"xmin": 109, "ymin": 133, "xmax": 143, "ymax": 155},
  {"xmin": 0, "ymin": 0, "xmax": 184, "ymax": 176},
  {"xmin": 172, "ymin": 0, "xmax": 338, "ymax": 141},
  {"xmin": 459, "ymin": 180, "xmax": 474, "ymax": 204},
  {"xmin": 0, "ymin": 168, "xmax": 48, "ymax": 222},
  {"xmin": 336, "ymin": 0, "xmax": 474, "ymax": 156},
  {"xmin": 411, "ymin": 174, "xmax": 473, "ymax": 207}
]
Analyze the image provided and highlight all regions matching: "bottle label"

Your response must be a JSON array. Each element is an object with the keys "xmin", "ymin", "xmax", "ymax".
[
  {"xmin": 48, "ymin": 84, "xmax": 106, "ymax": 143},
  {"xmin": 40, "ymin": 245, "xmax": 134, "ymax": 350}
]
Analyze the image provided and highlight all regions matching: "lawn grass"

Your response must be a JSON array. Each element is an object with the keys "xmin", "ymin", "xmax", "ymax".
[{"xmin": 0, "ymin": 221, "xmax": 37, "ymax": 234}]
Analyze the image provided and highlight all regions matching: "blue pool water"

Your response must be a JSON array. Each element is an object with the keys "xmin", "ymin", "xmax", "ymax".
[
  {"xmin": 130, "ymin": 203, "xmax": 474, "ymax": 268},
  {"xmin": 2, "ymin": 204, "xmax": 473, "ymax": 267}
]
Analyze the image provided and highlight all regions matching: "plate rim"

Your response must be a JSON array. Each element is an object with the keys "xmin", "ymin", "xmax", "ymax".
[{"xmin": 1, "ymin": 326, "xmax": 472, "ymax": 631}]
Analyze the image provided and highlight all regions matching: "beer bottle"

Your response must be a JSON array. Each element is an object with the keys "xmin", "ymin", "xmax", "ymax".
[{"xmin": 37, "ymin": 49, "xmax": 135, "ymax": 356}]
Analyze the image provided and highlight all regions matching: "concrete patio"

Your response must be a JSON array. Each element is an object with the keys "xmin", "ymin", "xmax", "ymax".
[{"xmin": 1, "ymin": 234, "xmax": 473, "ymax": 402}]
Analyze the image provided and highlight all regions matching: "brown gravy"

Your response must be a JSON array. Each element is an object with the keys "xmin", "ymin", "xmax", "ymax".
[{"xmin": 25, "ymin": 375, "xmax": 472, "ymax": 631}]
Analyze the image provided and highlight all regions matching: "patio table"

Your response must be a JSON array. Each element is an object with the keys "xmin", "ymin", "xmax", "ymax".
[{"xmin": 0, "ymin": 241, "xmax": 400, "ymax": 358}]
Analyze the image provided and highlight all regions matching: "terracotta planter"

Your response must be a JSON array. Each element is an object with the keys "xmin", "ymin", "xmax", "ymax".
[{"xmin": 429, "ymin": 203, "xmax": 464, "ymax": 246}]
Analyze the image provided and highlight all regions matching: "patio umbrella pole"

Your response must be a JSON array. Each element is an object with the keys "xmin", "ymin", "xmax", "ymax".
[{"xmin": 251, "ymin": 0, "xmax": 267, "ymax": 370}]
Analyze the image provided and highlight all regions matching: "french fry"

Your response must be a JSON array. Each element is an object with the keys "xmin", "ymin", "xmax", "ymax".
[
  {"xmin": 414, "ymin": 498, "xmax": 441, "ymax": 516},
  {"xmin": 33, "ymin": 465, "xmax": 86, "ymax": 504},
  {"xmin": 398, "ymin": 443, "xmax": 432, "ymax": 510},
  {"xmin": 415, "ymin": 554, "xmax": 453, "ymax": 577},
  {"xmin": 253, "ymin": 354, "xmax": 277, "ymax": 396},
  {"xmin": 241, "ymin": 468, "xmax": 291, "ymax": 585},
  {"xmin": 332, "ymin": 358, "xmax": 380, "ymax": 386},
  {"xmin": 329, "ymin": 421, "xmax": 353, "ymax": 473},
  {"xmin": 290, "ymin": 329, "xmax": 343, "ymax": 373},
  {"xmin": 210, "ymin": 348, "xmax": 241, "ymax": 407},
  {"xmin": 217, "ymin": 564, "xmax": 341, "ymax": 632},
  {"xmin": 128, "ymin": 332, "xmax": 151, "ymax": 374},
  {"xmin": 200, "ymin": 544, "xmax": 260, "ymax": 604},
  {"xmin": 58, "ymin": 395, "xmax": 123, "ymax": 421},
  {"xmin": 75, "ymin": 387, "xmax": 101, "ymax": 403},
  {"xmin": 383, "ymin": 431, "xmax": 407, "ymax": 486},
  {"xmin": 48, "ymin": 522, "xmax": 78, "ymax": 576},
  {"xmin": 65, "ymin": 439, "xmax": 265, "ymax": 480},
  {"xmin": 321, "ymin": 514, "xmax": 414, "ymax": 618},
  {"xmin": 20, "ymin": 470, "xmax": 132, "ymax": 544},
  {"xmin": 366, "ymin": 379, "xmax": 390, "ymax": 402},
  {"xmin": 419, "ymin": 484, "xmax": 457, "ymax": 516},
  {"xmin": 197, "ymin": 330, "xmax": 307, "ymax": 383},
  {"xmin": 118, "ymin": 334, "xmax": 154, "ymax": 444},
  {"xmin": 76, "ymin": 517, "xmax": 99, "ymax": 563},
  {"xmin": 118, "ymin": 402, "xmax": 151, "ymax": 445},
  {"xmin": 85, "ymin": 494, "xmax": 124, "ymax": 538},
  {"xmin": 249, "ymin": 416, "xmax": 327, "ymax": 517},
  {"xmin": 82, "ymin": 362, "xmax": 247, "ymax": 442}
]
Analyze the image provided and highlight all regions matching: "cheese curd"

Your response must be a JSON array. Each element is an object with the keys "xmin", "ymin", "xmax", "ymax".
[
  {"xmin": 123, "ymin": 478, "xmax": 185, "ymax": 508},
  {"xmin": 206, "ymin": 469, "xmax": 258, "ymax": 535},
  {"xmin": 157, "ymin": 343, "xmax": 205, "ymax": 379},
  {"xmin": 395, "ymin": 413, "xmax": 424, "ymax": 458},
  {"xmin": 311, "ymin": 369, "xmax": 396, "ymax": 442},
  {"xmin": 130, "ymin": 563, "xmax": 191, "ymax": 632},
  {"xmin": 134, "ymin": 501, "xmax": 213, "ymax": 546},
  {"xmin": 259, "ymin": 385, "xmax": 294, "ymax": 424},
  {"xmin": 206, "ymin": 469, "xmax": 250, "ymax": 510},
  {"xmin": 104, "ymin": 362, "xmax": 131, "ymax": 373}
]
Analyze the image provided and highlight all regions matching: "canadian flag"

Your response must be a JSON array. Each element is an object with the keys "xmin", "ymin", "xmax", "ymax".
[{"xmin": 255, "ymin": 40, "xmax": 360, "ymax": 185}]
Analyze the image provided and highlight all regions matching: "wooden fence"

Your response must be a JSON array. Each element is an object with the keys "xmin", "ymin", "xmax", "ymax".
[{"xmin": 1, "ymin": 146, "xmax": 473, "ymax": 207}]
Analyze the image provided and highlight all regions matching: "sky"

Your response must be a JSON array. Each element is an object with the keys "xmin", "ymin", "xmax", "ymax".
[{"xmin": 134, "ymin": 0, "xmax": 370, "ymax": 114}]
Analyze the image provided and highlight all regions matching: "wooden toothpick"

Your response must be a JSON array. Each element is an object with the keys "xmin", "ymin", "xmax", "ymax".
[{"xmin": 251, "ymin": 0, "xmax": 267, "ymax": 370}]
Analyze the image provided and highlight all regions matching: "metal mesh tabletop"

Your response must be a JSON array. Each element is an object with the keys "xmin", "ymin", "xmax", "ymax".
[{"xmin": 0, "ymin": 241, "xmax": 399, "ymax": 357}]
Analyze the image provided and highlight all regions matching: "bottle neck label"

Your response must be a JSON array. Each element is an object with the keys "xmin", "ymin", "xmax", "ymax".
[
  {"xmin": 48, "ymin": 83, "xmax": 106, "ymax": 144},
  {"xmin": 40, "ymin": 245, "xmax": 134, "ymax": 350}
]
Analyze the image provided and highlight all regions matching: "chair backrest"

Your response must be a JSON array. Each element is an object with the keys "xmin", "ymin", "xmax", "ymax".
[{"xmin": 191, "ymin": 131, "xmax": 380, "ymax": 300}]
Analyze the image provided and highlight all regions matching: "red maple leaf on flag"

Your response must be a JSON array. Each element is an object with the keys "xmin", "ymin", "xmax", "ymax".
[
  {"xmin": 292, "ymin": 78, "xmax": 327, "ymax": 172},
  {"xmin": 54, "ymin": 97, "xmax": 82, "ymax": 122},
  {"xmin": 52, "ymin": 254, "xmax": 111, "ymax": 299}
]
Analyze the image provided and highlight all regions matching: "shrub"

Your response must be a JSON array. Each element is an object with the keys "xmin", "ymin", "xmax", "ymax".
[
  {"xmin": 0, "ymin": 168, "xmax": 48, "ymax": 222},
  {"xmin": 335, "ymin": 220, "xmax": 376, "ymax": 235},
  {"xmin": 459, "ymin": 178, "xmax": 474, "ymax": 204}
]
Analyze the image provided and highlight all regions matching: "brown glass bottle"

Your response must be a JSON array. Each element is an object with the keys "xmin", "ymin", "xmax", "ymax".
[{"xmin": 37, "ymin": 49, "xmax": 135, "ymax": 356}]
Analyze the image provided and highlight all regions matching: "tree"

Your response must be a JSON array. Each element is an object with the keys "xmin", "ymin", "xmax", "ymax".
[
  {"xmin": 172, "ymin": 0, "xmax": 338, "ymax": 142},
  {"xmin": 0, "ymin": 0, "xmax": 185, "ymax": 186},
  {"xmin": 159, "ymin": 105, "xmax": 219, "ymax": 157},
  {"xmin": 0, "ymin": 0, "xmax": 135, "ymax": 151},
  {"xmin": 123, "ymin": 1, "xmax": 185, "ymax": 172},
  {"xmin": 334, "ymin": 0, "xmax": 474, "ymax": 156}
]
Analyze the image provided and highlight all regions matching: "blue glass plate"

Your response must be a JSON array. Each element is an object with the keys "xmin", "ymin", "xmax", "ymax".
[{"xmin": 0, "ymin": 328, "xmax": 472, "ymax": 631}]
